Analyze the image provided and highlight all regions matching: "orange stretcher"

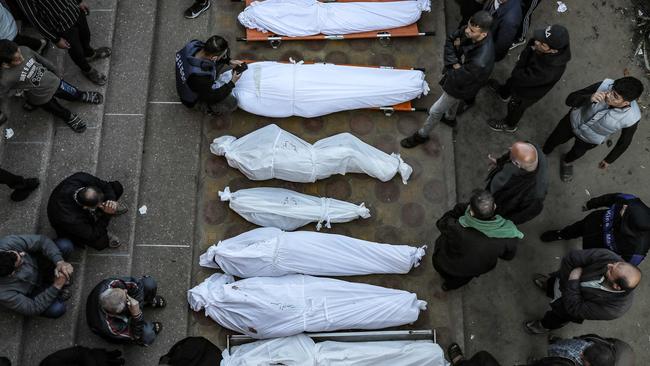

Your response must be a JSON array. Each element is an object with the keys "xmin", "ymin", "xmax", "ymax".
[
  {"xmin": 241, "ymin": 60, "xmax": 428, "ymax": 115},
  {"xmin": 233, "ymin": 0, "xmax": 435, "ymax": 48}
]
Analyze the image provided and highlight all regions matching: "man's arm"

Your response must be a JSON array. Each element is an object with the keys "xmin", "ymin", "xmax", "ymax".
[
  {"xmin": 4, "ymin": 235, "xmax": 63, "ymax": 264},
  {"xmin": 435, "ymin": 203, "xmax": 467, "ymax": 231},
  {"xmin": 504, "ymin": 199, "xmax": 543, "ymax": 225},
  {"xmin": 443, "ymin": 30, "xmax": 463, "ymax": 67},
  {"xmin": 584, "ymin": 193, "xmax": 628, "ymax": 210},
  {"xmin": 562, "ymin": 280, "xmax": 620, "ymax": 320},
  {"xmin": 15, "ymin": 0, "xmax": 61, "ymax": 43},
  {"xmin": 0, "ymin": 288, "xmax": 59, "ymax": 316},
  {"xmin": 499, "ymin": 239, "xmax": 518, "ymax": 261},
  {"xmin": 187, "ymin": 74, "xmax": 234, "ymax": 105},
  {"xmin": 31, "ymin": 52, "xmax": 60, "ymax": 77},
  {"xmin": 565, "ymin": 81, "xmax": 601, "ymax": 107},
  {"xmin": 560, "ymin": 249, "xmax": 621, "ymax": 279},
  {"xmin": 603, "ymin": 123, "xmax": 638, "ymax": 164}
]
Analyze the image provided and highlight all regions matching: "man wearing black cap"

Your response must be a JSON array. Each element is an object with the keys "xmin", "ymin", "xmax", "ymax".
[{"xmin": 486, "ymin": 24, "xmax": 571, "ymax": 132}]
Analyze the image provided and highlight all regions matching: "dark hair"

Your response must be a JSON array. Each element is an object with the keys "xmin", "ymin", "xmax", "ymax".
[
  {"xmin": 203, "ymin": 35, "xmax": 229, "ymax": 57},
  {"xmin": 469, "ymin": 189, "xmax": 496, "ymax": 220},
  {"xmin": 612, "ymin": 77, "xmax": 644, "ymax": 102},
  {"xmin": 583, "ymin": 342, "xmax": 615, "ymax": 366},
  {"xmin": 0, "ymin": 251, "xmax": 17, "ymax": 277},
  {"xmin": 0, "ymin": 39, "xmax": 19, "ymax": 65},
  {"xmin": 76, "ymin": 186, "xmax": 103, "ymax": 207},
  {"xmin": 469, "ymin": 11, "xmax": 493, "ymax": 33}
]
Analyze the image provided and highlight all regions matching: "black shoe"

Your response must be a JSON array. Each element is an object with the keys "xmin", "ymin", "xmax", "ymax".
[
  {"xmin": 440, "ymin": 116, "xmax": 457, "ymax": 128},
  {"xmin": 510, "ymin": 37, "xmax": 527, "ymax": 50},
  {"xmin": 455, "ymin": 101, "xmax": 474, "ymax": 116},
  {"xmin": 540, "ymin": 230, "xmax": 563, "ymax": 242},
  {"xmin": 447, "ymin": 343, "xmax": 465, "ymax": 366},
  {"xmin": 81, "ymin": 91, "xmax": 104, "ymax": 104},
  {"xmin": 65, "ymin": 114, "xmax": 87, "ymax": 133},
  {"xmin": 85, "ymin": 47, "xmax": 111, "ymax": 62},
  {"xmin": 532, "ymin": 273, "xmax": 549, "ymax": 293},
  {"xmin": 400, "ymin": 133, "xmax": 429, "ymax": 148},
  {"xmin": 152, "ymin": 321, "xmax": 163, "ymax": 334},
  {"xmin": 184, "ymin": 0, "xmax": 210, "ymax": 19},
  {"xmin": 487, "ymin": 119, "xmax": 517, "ymax": 132},
  {"xmin": 83, "ymin": 68, "xmax": 107, "ymax": 86},
  {"xmin": 10, "ymin": 178, "xmax": 39, "ymax": 202},
  {"xmin": 524, "ymin": 320, "xmax": 550, "ymax": 335},
  {"xmin": 487, "ymin": 78, "xmax": 501, "ymax": 93}
]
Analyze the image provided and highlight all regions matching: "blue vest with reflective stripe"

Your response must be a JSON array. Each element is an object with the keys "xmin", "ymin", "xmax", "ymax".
[{"xmin": 175, "ymin": 40, "xmax": 217, "ymax": 106}]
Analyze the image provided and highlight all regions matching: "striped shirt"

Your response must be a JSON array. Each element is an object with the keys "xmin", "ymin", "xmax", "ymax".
[{"xmin": 16, "ymin": 0, "xmax": 81, "ymax": 42}]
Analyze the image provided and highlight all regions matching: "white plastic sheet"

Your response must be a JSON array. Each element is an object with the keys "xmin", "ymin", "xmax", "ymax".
[
  {"xmin": 238, "ymin": 0, "xmax": 430, "ymax": 37},
  {"xmin": 199, "ymin": 227, "xmax": 426, "ymax": 277},
  {"xmin": 188, "ymin": 273, "xmax": 427, "ymax": 339},
  {"xmin": 230, "ymin": 61, "xmax": 429, "ymax": 118},
  {"xmin": 210, "ymin": 124, "xmax": 413, "ymax": 184},
  {"xmin": 220, "ymin": 334, "xmax": 449, "ymax": 366},
  {"xmin": 218, "ymin": 186, "xmax": 370, "ymax": 231}
]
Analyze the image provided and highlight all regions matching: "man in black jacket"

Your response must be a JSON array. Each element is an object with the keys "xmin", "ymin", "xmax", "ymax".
[
  {"xmin": 525, "ymin": 249, "xmax": 641, "ymax": 334},
  {"xmin": 487, "ymin": 24, "xmax": 571, "ymax": 132},
  {"xmin": 432, "ymin": 189, "xmax": 522, "ymax": 291},
  {"xmin": 401, "ymin": 11, "xmax": 494, "ymax": 148},
  {"xmin": 485, "ymin": 141, "xmax": 548, "ymax": 224},
  {"xmin": 541, "ymin": 193, "xmax": 650, "ymax": 266},
  {"xmin": 47, "ymin": 172, "xmax": 127, "ymax": 251},
  {"xmin": 484, "ymin": 0, "xmax": 522, "ymax": 62}
]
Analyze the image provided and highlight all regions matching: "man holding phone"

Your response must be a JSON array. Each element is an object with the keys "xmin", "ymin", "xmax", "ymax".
[{"xmin": 175, "ymin": 35, "xmax": 244, "ymax": 116}]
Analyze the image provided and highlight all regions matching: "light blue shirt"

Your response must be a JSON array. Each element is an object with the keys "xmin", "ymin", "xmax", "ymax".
[{"xmin": 0, "ymin": 4, "xmax": 17, "ymax": 41}]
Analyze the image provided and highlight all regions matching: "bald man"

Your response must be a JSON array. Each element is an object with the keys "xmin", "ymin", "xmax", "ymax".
[
  {"xmin": 485, "ymin": 141, "xmax": 548, "ymax": 224},
  {"xmin": 526, "ymin": 248, "xmax": 641, "ymax": 334}
]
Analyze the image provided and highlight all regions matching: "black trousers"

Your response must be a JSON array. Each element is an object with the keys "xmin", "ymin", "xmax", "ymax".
[
  {"xmin": 433, "ymin": 259, "xmax": 473, "ymax": 290},
  {"xmin": 540, "ymin": 274, "xmax": 582, "ymax": 329},
  {"xmin": 36, "ymin": 80, "xmax": 84, "ymax": 121},
  {"xmin": 457, "ymin": 0, "xmax": 483, "ymax": 28},
  {"xmin": 542, "ymin": 113, "xmax": 598, "ymax": 163},
  {"xmin": 0, "ymin": 167, "xmax": 24, "ymax": 189},
  {"xmin": 14, "ymin": 33, "xmax": 42, "ymax": 51},
  {"xmin": 60, "ymin": 12, "xmax": 94, "ymax": 72},
  {"xmin": 515, "ymin": 0, "xmax": 543, "ymax": 40},
  {"xmin": 458, "ymin": 351, "xmax": 501, "ymax": 366},
  {"xmin": 499, "ymin": 81, "xmax": 540, "ymax": 127}
]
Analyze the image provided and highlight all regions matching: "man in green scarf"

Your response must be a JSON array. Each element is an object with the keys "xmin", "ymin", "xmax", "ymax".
[{"xmin": 433, "ymin": 189, "xmax": 523, "ymax": 291}]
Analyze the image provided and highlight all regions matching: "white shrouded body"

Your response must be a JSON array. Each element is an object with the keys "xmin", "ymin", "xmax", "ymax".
[
  {"xmin": 238, "ymin": 0, "xmax": 431, "ymax": 37},
  {"xmin": 218, "ymin": 186, "xmax": 370, "ymax": 231},
  {"xmin": 199, "ymin": 227, "xmax": 426, "ymax": 277},
  {"xmin": 230, "ymin": 61, "xmax": 429, "ymax": 118},
  {"xmin": 210, "ymin": 124, "xmax": 413, "ymax": 184},
  {"xmin": 220, "ymin": 334, "xmax": 448, "ymax": 366},
  {"xmin": 188, "ymin": 273, "xmax": 427, "ymax": 339}
]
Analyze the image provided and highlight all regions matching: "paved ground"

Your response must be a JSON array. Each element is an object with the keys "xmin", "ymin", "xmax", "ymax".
[{"xmin": 445, "ymin": 0, "xmax": 650, "ymax": 364}]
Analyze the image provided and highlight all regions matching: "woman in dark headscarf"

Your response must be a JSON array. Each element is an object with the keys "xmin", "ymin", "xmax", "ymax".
[{"xmin": 540, "ymin": 193, "xmax": 650, "ymax": 265}]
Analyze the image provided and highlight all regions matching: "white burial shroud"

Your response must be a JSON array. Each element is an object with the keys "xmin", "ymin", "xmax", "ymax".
[
  {"xmin": 188, "ymin": 273, "xmax": 427, "ymax": 339},
  {"xmin": 199, "ymin": 227, "xmax": 426, "ymax": 277},
  {"xmin": 210, "ymin": 124, "xmax": 413, "ymax": 184},
  {"xmin": 220, "ymin": 334, "xmax": 448, "ymax": 366},
  {"xmin": 238, "ymin": 0, "xmax": 431, "ymax": 37},
  {"xmin": 218, "ymin": 186, "xmax": 370, "ymax": 231},
  {"xmin": 229, "ymin": 61, "xmax": 429, "ymax": 118}
]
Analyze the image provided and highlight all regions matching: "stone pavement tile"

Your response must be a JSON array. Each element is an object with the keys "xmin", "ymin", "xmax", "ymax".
[
  {"xmin": 0, "ymin": 310, "xmax": 23, "ymax": 365},
  {"xmin": 2, "ymin": 106, "xmax": 53, "ymax": 143},
  {"xmin": 123, "ymin": 246, "xmax": 192, "ymax": 364}
]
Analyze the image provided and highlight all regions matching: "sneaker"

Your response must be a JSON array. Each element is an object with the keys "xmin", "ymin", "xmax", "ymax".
[
  {"xmin": 81, "ymin": 91, "xmax": 104, "ymax": 105},
  {"xmin": 524, "ymin": 320, "xmax": 550, "ymax": 335},
  {"xmin": 510, "ymin": 37, "xmax": 527, "ymax": 50},
  {"xmin": 10, "ymin": 178, "xmax": 39, "ymax": 202},
  {"xmin": 65, "ymin": 114, "xmax": 87, "ymax": 133},
  {"xmin": 560, "ymin": 154, "xmax": 573, "ymax": 182},
  {"xmin": 184, "ymin": 0, "xmax": 210, "ymax": 19},
  {"xmin": 400, "ymin": 133, "xmax": 429, "ymax": 148},
  {"xmin": 108, "ymin": 232, "xmax": 121, "ymax": 248},
  {"xmin": 487, "ymin": 119, "xmax": 517, "ymax": 133},
  {"xmin": 83, "ymin": 68, "xmax": 107, "ymax": 86},
  {"xmin": 540, "ymin": 230, "xmax": 563, "ymax": 242}
]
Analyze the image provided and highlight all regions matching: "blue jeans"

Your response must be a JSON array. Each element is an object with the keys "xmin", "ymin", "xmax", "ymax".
[{"xmin": 54, "ymin": 238, "xmax": 74, "ymax": 260}]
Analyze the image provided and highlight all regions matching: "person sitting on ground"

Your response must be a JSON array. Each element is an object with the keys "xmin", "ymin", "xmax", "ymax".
[
  {"xmin": 0, "ymin": 40, "xmax": 104, "ymax": 133},
  {"xmin": 47, "ymin": 172, "xmax": 127, "ymax": 251},
  {"xmin": 86, "ymin": 276, "xmax": 165, "ymax": 346},
  {"xmin": 432, "ymin": 189, "xmax": 522, "ymax": 291},
  {"xmin": 175, "ymin": 35, "xmax": 245, "ymax": 116},
  {"xmin": 0, "ymin": 167, "xmax": 39, "ymax": 202},
  {"xmin": 40, "ymin": 346, "xmax": 125, "ymax": 366},
  {"xmin": 0, "ymin": 234, "xmax": 74, "ymax": 318},
  {"xmin": 542, "ymin": 76, "xmax": 644, "ymax": 182},
  {"xmin": 525, "ymin": 248, "xmax": 641, "ymax": 334},
  {"xmin": 542, "ymin": 193, "xmax": 650, "ymax": 265},
  {"xmin": 447, "ymin": 343, "xmax": 501, "ymax": 366},
  {"xmin": 485, "ymin": 141, "xmax": 548, "ymax": 224},
  {"xmin": 527, "ymin": 333, "xmax": 634, "ymax": 366}
]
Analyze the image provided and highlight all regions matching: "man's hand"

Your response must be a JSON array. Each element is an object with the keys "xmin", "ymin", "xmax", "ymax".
[
  {"xmin": 231, "ymin": 71, "xmax": 241, "ymax": 83},
  {"xmin": 79, "ymin": 2, "xmax": 90, "ymax": 15},
  {"xmin": 569, "ymin": 267, "xmax": 583, "ymax": 280},
  {"xmin": 453, "ymin": 38, "xmax": 461, "ymax": 48},
  {"xmin": 100, "ymin": 200, "xmax": 118, "ymax": 215},
  {"xmin": 229, "ymin": 60, "xmax": 243, "ymax": 67},
  {"xmin": 590, "ymin": 91, "xmax": 607, "ymax": 104},
  {"xmin": 56, "ymin": 38, "xmax": 71, "ymax": 49},
  {"xmin": 126, "ymin": 295, "xmax": 141, "ymax": 316},
  {"xmin": 452, "ymin": 63, "xmax": 461, "ymax": 70},
  {"xmin": 598, "ymin": 160, "xmax": 610, "ymax": 170},
  {"xmin": 53, "ymin": 273, "xmax": 67, "ymax": 289},
  {"xmin": 55, "ymin": 261, "xmax": 74, "ymax": 281}
]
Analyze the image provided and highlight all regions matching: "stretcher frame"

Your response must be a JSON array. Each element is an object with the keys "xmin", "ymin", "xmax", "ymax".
[
  {"xmin": 227, "ymin": 329, "xmax": 437, "ymax": 349},
  {"xmin": 240, "ymin": 60, "xmax": 428, "ymax": 116},
  {"xmin": 233, "ymin": 0, "xmax": 435, "ymax": 48}
]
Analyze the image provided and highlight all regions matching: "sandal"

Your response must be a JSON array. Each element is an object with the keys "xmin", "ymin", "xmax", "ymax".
[
  {"xmin": 86, "ymin": 47, "xmax": 112, "ymax": 62},
  {"xmin": 150, "ymin": 295, "xmax": 166, "ymax": 308},
  {"xmin": 152, "ymin": 321, "xmax": 163, "ymax": 334},
  {"xmin": 560, "ymin": 154, "xmax": 573, "ymax": 182},
  {"xmin": 65, "ymin": 114, "xmax": 87, "ymax": 133},
  {"xmin": 81, "ymin": 91, "xmax": 104, "ymax": 104},
  {"xmin": 447, "ymin": 343, "xmax": 464, "ymax": 366}
]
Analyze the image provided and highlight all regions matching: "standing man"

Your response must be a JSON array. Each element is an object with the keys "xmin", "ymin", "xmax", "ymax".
[
  {"xmin": 484, "ymin": 0, "xmax": 522, "ymax": 62},
  {"xmin": 525, "ymin": 249, "xmax": 641, "ymax": 334},
  {"xmin": 485, "ymin": 141, "xmax": 548, "ymax": 224},
  {"xmin": 541, "ymin": 193, "xmax": 650, "ymax": 265},
  {"xmin": 487, "ymin": 24, "xmax": 571, "ymax": 132},
  {"xmin": 432, "ymin": 189, "xmax": 522, "ymax": 291},
  {"xmin": 0, "ymin": 167, "xmax": 39, "ymax": 202},
  {"xmin": 15, "ymin": 0, "xmax": 111, "ymax": 85},
  {"xmin": 184, "ymin": 0, "xmax": 210, "ymax": 19},
  {"xmin": 175, "ymin": 35, "xmax": 244, "ymax": 116},
  {"xmin": 47, "ymin": 172, "xmax": 127, "ymax": 251},
  {"xmin": 510, "ymin": 0, "xmax": 544, "ymax": 49},
  {"xmin": 542, "ymin": 76, "xmax": 644, "ymax": 182},
  {"xmin": 0, "ymin": 2, "xmax": 46, "ymax": 52},
  {"xmin": 401, "ymin": 11, "xmax": 494, "ymax": 148}
]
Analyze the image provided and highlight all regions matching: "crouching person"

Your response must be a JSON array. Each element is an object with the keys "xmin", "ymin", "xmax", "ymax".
[
  {"xmin": 0, "ymin": 235, "xmax": 74, "ymax": 318},
  {"xmin": 86, "ymin": 276, "xmax": 165, "ymax": 346}
]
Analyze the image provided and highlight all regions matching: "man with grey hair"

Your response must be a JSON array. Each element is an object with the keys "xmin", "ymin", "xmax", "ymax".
[
  {"xmin": 432, "ymin": 189, "xmax": 523, "ymax": 291},
  {"xmin": 485, "ymin": 141, "xmax": 548, "ymax": 224},
  {"xmin": 86, "ymin": 276, "xmax": 165, "ymax": 346}
]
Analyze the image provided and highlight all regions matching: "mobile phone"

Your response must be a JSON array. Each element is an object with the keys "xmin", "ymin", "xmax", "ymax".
[{"xmin": 233, "ymin": 63, "xmax": 248, "ymax": 74}]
